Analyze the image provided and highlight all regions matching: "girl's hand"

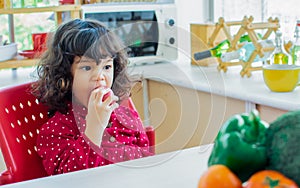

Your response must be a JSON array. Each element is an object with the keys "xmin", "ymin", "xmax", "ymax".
[{"xmin": 85, "ymin": 88, "xmax": 119, "ymax": 146}]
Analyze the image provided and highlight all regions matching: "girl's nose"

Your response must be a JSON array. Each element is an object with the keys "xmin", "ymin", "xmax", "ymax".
[{"xmin": 95, "ymin": 68, "xmax": 105, "ymax": 81}]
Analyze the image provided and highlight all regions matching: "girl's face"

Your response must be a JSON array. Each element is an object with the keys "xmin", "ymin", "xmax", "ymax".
[{"xmin": 71, "ymin": 56, "xmax": 114, "ymax": 108}]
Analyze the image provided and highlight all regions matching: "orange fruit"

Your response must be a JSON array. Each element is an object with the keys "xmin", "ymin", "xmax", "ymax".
[
  {"xmin": 198, "ymin": 164, "xmax": 243, "ymax": 188},
  {"xmin": 245, "ymin": 170, "xmax": 298, "ymax": 188}
]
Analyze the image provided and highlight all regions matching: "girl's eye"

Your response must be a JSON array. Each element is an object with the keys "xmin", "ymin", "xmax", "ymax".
[
  {"xmin": 104, "ymin": 65, "xmax": 112, "ymax": 70},
  {"xmin": 80, "ymin": 66, "xmax": 92, "ymax": 71}
]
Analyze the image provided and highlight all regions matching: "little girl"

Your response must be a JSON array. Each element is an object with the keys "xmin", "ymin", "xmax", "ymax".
[{"xmin": 32, "ymin": 19, "xmax": 153, "ymax": 175}]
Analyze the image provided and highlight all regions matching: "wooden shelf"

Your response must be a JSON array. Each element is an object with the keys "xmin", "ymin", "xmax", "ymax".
[
  {"xmin": 0, "ymin": 5, "xmax": 81, "ymax": 14},
  {"xmin": 0, "ymin": 4, "xmax": 83, "ymax": 71},
  {"xmin": 0, "ymin": 59, "xmax": 38, "ymax": 70}
]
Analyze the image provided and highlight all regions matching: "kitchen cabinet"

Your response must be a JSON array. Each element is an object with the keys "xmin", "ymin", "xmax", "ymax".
[
  {"xmin": 257, "ymin": 105, "xmax": 288, "ymax": 123},
  {"xmin": 132, "ymin": 79, "xmax": 289, "ymax": 154},
  {"xmin": 132, "ymin": 79, "xmax": 246, "ymax": 154},
  {"xmin": 0, "ymin": 4, "xmax": 82, "ymax": 69},
  {"xmin": 130, "ymin": 63, "xmax": 300, "ymax": 154}
]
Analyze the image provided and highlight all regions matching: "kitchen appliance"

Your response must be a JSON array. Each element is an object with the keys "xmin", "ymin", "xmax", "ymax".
[{"xmin": 81, "ymin": 2, "xmax": 177, "ymax": 65}]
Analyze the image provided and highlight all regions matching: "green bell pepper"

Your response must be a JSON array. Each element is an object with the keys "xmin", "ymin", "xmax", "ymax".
[{"xmin": 208, "ymin": 109, "xmax": 269, "ymax": 182}]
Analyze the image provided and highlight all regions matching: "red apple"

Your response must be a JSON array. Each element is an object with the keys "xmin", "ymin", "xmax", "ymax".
[{"xmin": 102, "ymin": 90, "xmax": 112, "ymax": 102}]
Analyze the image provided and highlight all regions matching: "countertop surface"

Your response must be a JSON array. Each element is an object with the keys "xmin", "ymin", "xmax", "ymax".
[
  {"xmin": 1, "ymin": 144, "xmax": 213, "ymax": 188},
  {"xmin": 0, "ymin": 61, "xmax": 299, "ymax": 111},
  {"xmin": 128, "ymin": 62, "xmax": 300, "ymax": 111}
]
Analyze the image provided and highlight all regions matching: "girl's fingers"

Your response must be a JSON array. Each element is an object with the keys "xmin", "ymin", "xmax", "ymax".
[
  {"xmin": 88, "ymin": 88, "xmax": 99, "ymax": 106},
  {"xmin": 103, "ymin": 98, "xmax": 119, "ymax": 112},
  {"xmin": 89, "ymin": 88, "xmax": 119, "ymax": 110},
  {"xmin": 94, "ymin": 88, "xmax": 110, "ymax": 104},
  {"xmin": 102, "ymin": 90, "xmax": 119, "ymax": 106},
  {"xmin": 110, "ymin": 95, "xmax": 119, "ymax": 104},
  {"xmin": 110, "ymin": 101, "xmax": 119, "ymax": 111}
]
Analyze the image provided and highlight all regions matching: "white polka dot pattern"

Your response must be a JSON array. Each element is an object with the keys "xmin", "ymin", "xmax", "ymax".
[{"xmin": 36, "ymin": 101, "xmax": 154, "ymax": 175}]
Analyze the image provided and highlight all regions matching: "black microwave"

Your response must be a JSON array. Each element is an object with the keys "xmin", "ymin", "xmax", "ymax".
[{"xmin": 81, "ymin": 3, "xmax": 177, "ymax": 65}]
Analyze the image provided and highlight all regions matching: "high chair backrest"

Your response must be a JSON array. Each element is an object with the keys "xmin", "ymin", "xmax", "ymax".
[
  {"xmin": 0, "ymin": 82, "xmax": 49, "ymax": 185},
  {"xmin": 0, "ymin": 82, "xmax": 155, "ymax": 185}
]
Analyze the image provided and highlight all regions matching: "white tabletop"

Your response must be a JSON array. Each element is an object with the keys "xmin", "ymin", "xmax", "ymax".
[{"xmin": 2, "ymin": 144, "xmax": 213, "ymax": 188}]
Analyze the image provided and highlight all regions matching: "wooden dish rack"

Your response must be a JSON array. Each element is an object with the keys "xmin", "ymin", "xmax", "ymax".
[{"xmin": 208, "ymin": 16, "xmax": 281, "ymax": 77}]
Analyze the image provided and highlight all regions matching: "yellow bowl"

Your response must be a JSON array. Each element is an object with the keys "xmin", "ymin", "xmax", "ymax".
[{"xmin": 263, "ymin": 64, "xmax": 300, "ymax": 92}]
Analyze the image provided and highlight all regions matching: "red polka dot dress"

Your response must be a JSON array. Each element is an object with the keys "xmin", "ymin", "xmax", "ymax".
[{"xmin": 36, "ymin": 102, "xmax": 154, "ymax": 175}]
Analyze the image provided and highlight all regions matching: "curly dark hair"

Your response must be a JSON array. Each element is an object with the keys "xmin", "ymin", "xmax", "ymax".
[{"xmin": 32, "ymin": 19, "xmax": 136, "ymax": 114}]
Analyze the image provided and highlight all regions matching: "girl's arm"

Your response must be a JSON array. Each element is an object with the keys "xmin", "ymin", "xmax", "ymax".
[
  {"xmin": 99, "ymin": 129, "xmax": 154, "ymax": 163},
  {"xmin": 97, "ymin": 106, "xmax": 154, "ymax": 163}
]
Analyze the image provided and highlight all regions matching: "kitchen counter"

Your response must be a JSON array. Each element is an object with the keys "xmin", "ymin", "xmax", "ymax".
[
  {"xmin": 1, "ymin": 144, "xmax": 213, "ymax": 188},
  {"xmin": 1, "ymin": 61, "xmax": 298, "ymax": 111},
  {"xmin": 129, "ymin": 61, "xmax": 300, "ymax": 111}
]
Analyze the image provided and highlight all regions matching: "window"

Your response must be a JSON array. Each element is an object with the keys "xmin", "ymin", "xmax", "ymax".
[
  {"xmin": 213, "ymin": 0, "xmax": 299, "ymax": 42},
  {"xmin": 0, "ymin": 13, "xmax": 55, "ymax": 50}
]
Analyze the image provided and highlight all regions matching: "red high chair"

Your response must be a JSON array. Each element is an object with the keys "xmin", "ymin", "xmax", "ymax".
[{"xmin": 0, "ymin": 81, "xmax": 155, "ymax": 185}]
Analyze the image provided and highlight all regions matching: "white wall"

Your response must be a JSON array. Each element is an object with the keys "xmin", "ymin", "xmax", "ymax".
[{"xmin": 175, "ymin": 0, "xmax": 208, "ymax": 64}]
